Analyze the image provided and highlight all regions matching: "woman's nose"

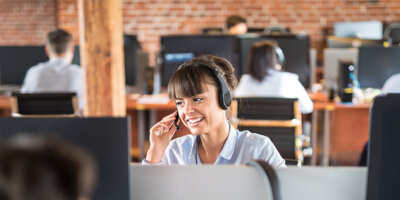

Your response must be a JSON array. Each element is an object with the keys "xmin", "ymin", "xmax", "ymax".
[{"xmin": 183, "ymin": 101, "xmax": 194, "ymax": 114}]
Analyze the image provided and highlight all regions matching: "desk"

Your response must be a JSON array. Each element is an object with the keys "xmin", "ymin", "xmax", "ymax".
[{"xmin": 311, "ymin": 92, "xmax": 370, "ymax": 166}]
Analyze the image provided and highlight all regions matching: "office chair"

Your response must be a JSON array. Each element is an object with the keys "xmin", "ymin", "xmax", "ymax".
[
  {"xmin": 10, "ymin": 92, "xmax": 79, "ymax": 117},
  {"xmin": 231, "ymin": 97, "xmax": 310, "ymax": 164},
  {"xmin": 383, "ymin": 23, "xmax": 400, "ymax": 46}
]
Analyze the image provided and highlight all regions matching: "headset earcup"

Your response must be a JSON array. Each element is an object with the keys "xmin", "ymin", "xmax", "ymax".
[
  {"xmin": 274, "ymin": 46, "xmax": 285, "ymax": 65},
  {"xmin": 222, "ymin": 91, "xmax": 232, "ymax": 110}
]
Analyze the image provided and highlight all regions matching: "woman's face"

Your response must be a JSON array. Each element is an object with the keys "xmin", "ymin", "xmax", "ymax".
[{"xmin": 175, "ymin": 83, "xmax": 226, "ymax": 135}]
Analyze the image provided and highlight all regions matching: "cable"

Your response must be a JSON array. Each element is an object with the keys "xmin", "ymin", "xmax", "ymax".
[{"xmin": 246, "ymin": 160, "xmax": 282, "ymax": 200}]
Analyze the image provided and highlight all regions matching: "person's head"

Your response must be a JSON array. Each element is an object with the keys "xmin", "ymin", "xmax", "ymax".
[
  {"xmin": 168, "ymin": 55, "xmax": 238, "ymax": 135},
  {"xmin": 0, "ymin": 135, "xmax": 96, "ymax": 200},
  {"xmin": 226, "ymin": 15, "xmax": 248, "ymax": 35},
  {"xmin": 45, "ymin": 28, "xmax": 74, "ymax": 62},
  {"xmin": 248, "ymin": 40, "xmax": 283, "ymax": 82}
]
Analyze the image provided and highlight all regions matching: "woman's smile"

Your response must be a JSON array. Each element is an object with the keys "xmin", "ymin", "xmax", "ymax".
[{"xmin": 187, "ymin": 117, "xmax": 205, "ymax": 126}]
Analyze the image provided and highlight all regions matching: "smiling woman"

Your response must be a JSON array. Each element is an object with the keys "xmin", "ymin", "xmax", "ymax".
[{"xmin": 143, "ymin": 55, "xmax": 286, "ymax": 167}]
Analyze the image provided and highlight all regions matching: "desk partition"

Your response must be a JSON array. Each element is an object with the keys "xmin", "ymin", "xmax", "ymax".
[{"xmin": 131, "ymin": 165, "xmax": 367, "ymax": 200}]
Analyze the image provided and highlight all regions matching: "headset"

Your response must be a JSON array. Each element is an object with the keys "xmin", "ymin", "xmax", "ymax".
[
  {"xmin": 253, "ymin": 40, "xmax": 285, "ymax": 66},
  {"xmin": 192, "ymin": 62, "xmax": 232, "ymax": 110},
  {"xmin": 173, "ymin": 62, "xmax": 232, "ymax": 130},
  {"xmin": 274, "ymin": 45, "xmax": 285, "ymax": 66}
]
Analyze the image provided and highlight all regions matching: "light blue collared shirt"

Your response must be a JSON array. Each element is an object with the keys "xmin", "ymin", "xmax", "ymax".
[{"xmin": 144, "ymin": 123, "xmax": 286, "ymax": 167}]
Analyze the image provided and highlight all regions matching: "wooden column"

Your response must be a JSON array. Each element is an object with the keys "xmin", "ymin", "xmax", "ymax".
[{"xmin": 78, "ymin": 0, "xmax": 125, "ymax": 116}]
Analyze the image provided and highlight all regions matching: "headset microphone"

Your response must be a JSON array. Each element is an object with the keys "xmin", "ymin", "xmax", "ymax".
[{"xmin": 174, "ymin": 113, "xmax": 180, "ymax": 130}]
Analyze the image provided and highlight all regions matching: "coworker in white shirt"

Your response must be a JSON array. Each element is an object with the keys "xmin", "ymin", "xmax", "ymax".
[
  {"xmin": 234, "ymin": 41, "xmax": 313, "ymax": 114},
  {"xmin": 382, "ymin": 73, "xmax": 400, "ymax": 93},
  {"xmin": 21, "ymin": 28, "xmax": 83, "ymax": 108},
  {"xmin": 144, "ymin": 55, "xmax": 286, "ymax": 167}
]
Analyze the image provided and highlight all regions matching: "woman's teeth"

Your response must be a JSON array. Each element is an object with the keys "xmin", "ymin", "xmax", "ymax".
[{"xmin": 188, "ymin": 117, "xmax": 204, "ymax": 124}]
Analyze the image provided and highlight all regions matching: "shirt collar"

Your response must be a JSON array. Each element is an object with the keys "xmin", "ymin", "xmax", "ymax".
[
  {"xmin": 188, "ymin": 136, "xmax": 199, "ymax": 164},
  {"xmin": 189, "ymin": 121, "xmax": 238, "ymax": 164},
  {"xmin": 219, "ymin": 122, "xmax": 237, "ymax": 160},
  {"xmin": 49, "ymin": 57, "xmax": 69, "ymax": 66}
]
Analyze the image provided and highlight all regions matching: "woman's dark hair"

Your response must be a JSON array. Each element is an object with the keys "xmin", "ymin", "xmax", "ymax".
[
  {"xmin": 168, "ymin": 55, "xmax": 238, "ymax": 99},
  {"xmin": 248, "ymin": 40, "xmax": 279, "ymax": 82}
]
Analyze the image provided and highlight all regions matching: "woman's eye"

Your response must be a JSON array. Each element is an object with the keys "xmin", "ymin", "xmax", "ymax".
[
  {"xmin": 193, "ymin": 97, "xmax": 203, "ymax": 102},
  {"xmin": 175, "ymin": 101, "xmax": 183, "ymax": 106}
]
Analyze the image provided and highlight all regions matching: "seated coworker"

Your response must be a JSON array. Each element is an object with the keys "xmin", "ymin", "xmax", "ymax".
[
  {"xmin": 226, "ymin": 15, "xmax": 248, "ymax": 35},
  {"xmin": 0, "ymin": 135, "xmax": 95, "ymax": 200},
  {"xmin": 382, "ymin": 73, "xmax": 400, "ymax": 93},
  {"xmin": 21, "ymin": 28, "xmax": 83, "ymax": 108},
  {"xmin": 144, "ymin": 55, "xmax": 286, "ymax": 167},
  {"xmin": 234, "ymin": 41, "xmax": 313, "ymax": 114}
]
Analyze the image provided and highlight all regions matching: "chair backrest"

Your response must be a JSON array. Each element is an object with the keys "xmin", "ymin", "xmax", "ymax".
[
  {"xmin": 231, "ymin": 97, "xmax": 302, "ymax": 161},
  {"xmin": 11, "ymin": 92, "xmax": 79, "ymax": 117},
  {"xmin": 367, "ymin": 94, "xmax": 400, "ymax": 200}
]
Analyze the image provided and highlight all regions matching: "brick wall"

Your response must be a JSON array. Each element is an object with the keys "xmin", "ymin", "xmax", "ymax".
[
  {"xmin": 1, "ymin": 0, "xmax": 400, "ymax": 63},
  {"xmin": 0, "ymin": 0, "xmax": 56, "ymax": 45}
]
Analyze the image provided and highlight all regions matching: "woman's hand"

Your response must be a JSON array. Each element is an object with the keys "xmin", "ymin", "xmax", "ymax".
[{"xmin": 145, "ymin": 111, "xmax": 180, "ymax": 164}]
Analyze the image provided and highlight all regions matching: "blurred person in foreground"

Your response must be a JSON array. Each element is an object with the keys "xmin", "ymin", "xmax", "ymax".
[{"xmin": 0, "ymin": 135, "xmax": 95, "ymax": 200}]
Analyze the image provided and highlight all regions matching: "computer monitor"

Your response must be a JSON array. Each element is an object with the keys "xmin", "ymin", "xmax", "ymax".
[
  {"xmin": 357, "ymin": 46, "xmax": 400, "ymax": 88},
  {"xmin": 123, "ymin": 35, "xmax": 142, "ymax": 86},
  {"xmin": 201, "ymin": 27, "xmax": 224, "ymax": 35},
  {"xmin": 0, "ymin": 117, "xmax": 131, "ymax": 200},
  {"xmin": 238, "ymin": 34, "xmax": 311, "ymax": 88},
  {"xmin": 0, "ymin": 46, "xmax": 47, "ymax": 85},
  {"xmin": 0, "ymin": 46, "xmax": 80, "ymax": 85},
  {"xmin": 247, "ymin": 27, "xmax": 265, "ymax": 33},
  {"xmin": 367, "ymin": 94, "xmax": 400, "ymax": 200},
  {"xmin": 73, "ymin": 35, "xmax": 143, "ymax": 87},
  {"xmin": 160, "ymin": 35, "xmax": 239, "ymax": 86},
  {"xmin": 334, "ymin": 21, "xmax": 383, "ymax": 40},
  {"xmin": 323, "ymin": 48, "xmax": 358, "ymax": 89},
  {"xmin": 327, "ymin": 36, "xmax": 383, "ymax": 48}
]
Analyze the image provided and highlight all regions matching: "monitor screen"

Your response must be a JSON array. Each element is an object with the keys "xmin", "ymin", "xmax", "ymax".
[
  {"xmin": 367, "ymin": 94, "xmax": 400, "ymax": 200},
  {"xmin": 160, "ymin": 35, "xmax": 239, "ymax": 86},
  {"xmin": 327, "ymin": 36, "xmax": 383, "ymax": 48},
  {"xmin": 72, "ymin": 35, "xmax": 141, "ymax": 86},
  {"xmin": 123, "ymin": 35, "xmax": 141, "ymax": 86},
  {"xmin": 357, "ymin": 46, "xmax": 400, "ymax": 88},
  {"xmin": 0, "ymin": 46, "xmax": 80, "ymax": 85},
  {"xmin": 0, "ymin": 46, "xmax": 48, "ymax": 85},
  {"xmin": 334, "ymin": 21, "xmax": 383, "ymax": 40},
  {"xmin": 238, "ymin": 34, "xmax": 311, "ymax": 88},
  {"xmin": 0, "ymin": 117, "xmax": 131, "ymax": 200},
  {"xmin": 323, "ymin": 48, "xmax": 358, "ymax": 89}
]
